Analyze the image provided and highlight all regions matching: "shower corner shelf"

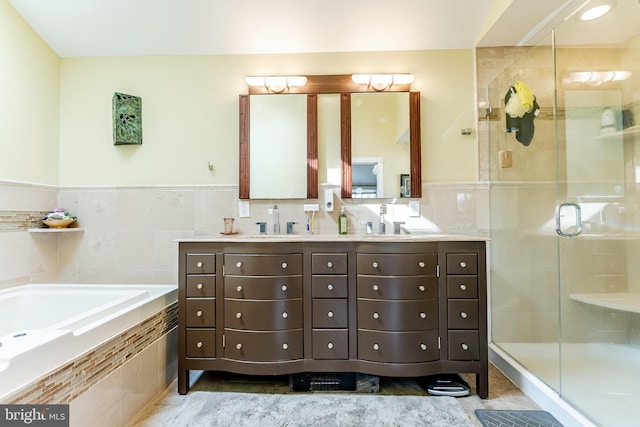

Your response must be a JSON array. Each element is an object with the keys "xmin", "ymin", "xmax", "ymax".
[
  {"xmin": 594, "ymin": 125, "xmax": 640, "ymax": 141},
  {"xmin": 28, "ymin": 227, "xmax": 85, "ymax": 233},
  {"xmin": 569, "ymin": 293, "xmax": 640, "ymax": 314}
]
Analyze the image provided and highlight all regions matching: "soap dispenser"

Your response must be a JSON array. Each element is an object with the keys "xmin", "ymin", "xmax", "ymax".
[{"xmin": 338, "ymin": 206, "xmax": 348, "ymax": 235}]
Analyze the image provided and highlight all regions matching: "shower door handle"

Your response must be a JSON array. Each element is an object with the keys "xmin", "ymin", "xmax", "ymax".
[{"xmin": 555, "ymin": 202, "xmax": 582, "ymax": 237}]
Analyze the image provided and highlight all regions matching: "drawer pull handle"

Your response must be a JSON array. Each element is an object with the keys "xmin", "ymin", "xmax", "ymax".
[
  {"xmin": 419, "ymin": 312, "xmax": 427, "ymax": 319},
  {"xmin": 282, "ymin": 312, "xmax": 288, "ymax": 318},
  {"xmin": 420, "ymin": 343, "xmax": 427, "ymax": 350},
  {"xmin": 196, "ymin": 341, "xmax": 203, "ymax": 348},
  {"xmin": 327, "ymin": 261, "xmax": 333, "ymax": 268},
  {"xmin": 281, "ymin": 284, "xmax": 288, "ymax": 292},
  {"xmin": 460, "ymin": 284, "xmax": 467, "ymax": 291},
  {"xmin": 282, "ymin": 343, "xmax": 289, "ymax": 350},
  {"xmin": 373, "ymin": 284, "xmax": 379, "ymax": 291},
  {"xmin": 460, "ymin": 261, "xmax": 467, "ymax": 268},
  {"xmin": 460, "ymin": 312, "xmax": 468, "ymax": 319},
  {"xmin": 327, "ymin": 311, "xmax": 334, "ymax": 318},
  {"xmin": 196, "ymin": 310, "xmax": 203, "ymax": 317},
  {"xmin": 281, "ymin": 262, "xmax": 288, "ymax": 269},
  {"xmin": 236, "ymin": 285, "xmax": 243, "ymax": 292},
  {"xmin": 197, "ymin": 283, "xmax": 203, "ymax": 290},
  {"xmin": 327, "ymin": 284, "xmax": 334, "ymax": 291},
  {"xmin": 327, "ymin": 342, "xmax": 334, "ymax": 349},
  {"xmin": 461, "ymin": 343, "xmax": 469, "ymax": 350},
  {"xmin": 418, "ymin": 261, "xmax": 425, "ymax": 268},
  {"xmin": 197, "ymin": 262, "xmax": 204, "ymax": 268},
  {"xmin": 236, "ymin": 343, "xmax": 242, "ymax": 350},
  {"xmin": 236, "ymin": 261, "xmax": 243, "ymax": 268},
  {"xmin": 372, "ymin": 261, "xmax": 379, "ymax": 268},
  {"xmin": 373, "ymin": 343, "xmax": 380, "ymax": 351},
  {"xmin": 418, "ymin": 285, "xmax": 425, "ymax": 292},
  {"xmin": 236, "ymin": 312, "xmax": 242, "ymax": 319},
  {"xmin": 373, "ymin": 312, "xmax": 379, "ymax": 319}
]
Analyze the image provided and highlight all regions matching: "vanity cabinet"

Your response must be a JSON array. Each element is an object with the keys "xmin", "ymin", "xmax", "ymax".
[{"xmin": 177, "ymin": 238, "xmax": 488, "ymax": 398}]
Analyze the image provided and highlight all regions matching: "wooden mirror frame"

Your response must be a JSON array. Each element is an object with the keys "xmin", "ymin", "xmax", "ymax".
[{"xmin": 239, "ymin": 75, "xmax": 421, "ymax": 200}]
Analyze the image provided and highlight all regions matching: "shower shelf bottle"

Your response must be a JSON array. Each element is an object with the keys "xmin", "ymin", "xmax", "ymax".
[{"xmin": 338, "ymin": 206, "xmax": 348, "ymax": 235}]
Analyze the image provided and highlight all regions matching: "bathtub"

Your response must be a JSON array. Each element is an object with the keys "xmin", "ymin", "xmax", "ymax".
[{"xmin": 0, "ymin": 284, "xmax": 177, "ymax": 400}]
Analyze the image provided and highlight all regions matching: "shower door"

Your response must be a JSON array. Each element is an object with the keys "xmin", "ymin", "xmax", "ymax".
[
  {"xmin": 553, "ymin": 3, "xmax": 640, "ymax": 425},
  {"xmin": 489, "ymin": 2, "xmax": 640, "ymax": 425}
]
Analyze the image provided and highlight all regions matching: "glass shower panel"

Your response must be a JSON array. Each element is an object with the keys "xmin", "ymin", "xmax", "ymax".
[
  {"xmin": 554, "ymin": 1, "xmax": 640, "ymax": 424},
  {"xmin": 488, "ymin": 34, "xmax": 561, "ymax": 392}
]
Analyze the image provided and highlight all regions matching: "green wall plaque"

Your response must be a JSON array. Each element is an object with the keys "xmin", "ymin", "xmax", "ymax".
[{"xmin": 112, "ymin": 92, "xmax": 142, "ymax": 145}]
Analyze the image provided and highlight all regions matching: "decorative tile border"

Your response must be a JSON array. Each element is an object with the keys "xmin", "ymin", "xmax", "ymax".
[
  {"xmin": 7, "ymin": 302, "xmax": 178, "ymax": 404},
  {"xmin": 0, "ymin": 211, "xmax": 47, "ymax": 232}
]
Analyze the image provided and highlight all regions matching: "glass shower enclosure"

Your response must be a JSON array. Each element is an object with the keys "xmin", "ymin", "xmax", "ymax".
[{"xmin": 488, "ymin": 1, "xmax": 640, "ymax": 426}]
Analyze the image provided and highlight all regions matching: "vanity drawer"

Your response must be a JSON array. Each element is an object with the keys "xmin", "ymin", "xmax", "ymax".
[
  {"xmin": 224, "ymin": 299, "xmax": 303, "ymax": 330},
  {"xmin": 185, "ymin": 298, "xmax": 216, "ymax": 327},
  {"xmin": 312, "ymin": 329, "xmax": 348, "ymax": 360},
  {"xmin": 448, "ymin": 331, "xmax": 480, "ymax": 361},
  {"xmin": 312, "ymin": 299, "xmax": 348, "ymax": 328},
  {"xmin": 224, "ymin": 254, "xmax": 302, "ymax": 276},
  {"xmin": 312, "ymin": 276, "xmax": 348, "ymax": 298},
  {"xmin": 447, "ymin": 300, "xmax": 479, "ymax": 329},
  {"xmin": 446, "ymin": 276, "xmax": 478, "ymax": 299},
  {"xmin": 357, "ymin": 276, "xmax": 437, "ymax": 300},
  {"xmin": 186, "ymin": 328, "xmax": 215, "ymax": 358},
  {"xmin": 446, "ymin": 253, "xmax": 478, "ymax": 275},
  {"xmin": 186, "ymin": 253, "xmax": 216, "ymax": 274},
  {"xmin": 224, "ymin": 276, "xmax": 302, "ymax": 299},
  {"xmin": 357, "ymin": 253, "xmax": 437, "ymax": 276},
  {"xmin": 357, "ymin": 299, "xmax": 437, "ymax": 331},
  {"xmin": 357, "ymin": 330, "xmax": 439, "ymax": 363},
  {"xmin": 186, "ymin": 275, "xmax": 216, "ymax": 297},
  {"xmin": 312, "ymin": 253, "xmax": 348, "ymax": 274},
  {"xmin": 224, "ymin": 329, "xmax": 303, "ymax": 362}
]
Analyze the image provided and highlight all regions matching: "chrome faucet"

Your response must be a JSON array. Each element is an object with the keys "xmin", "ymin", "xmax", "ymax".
[
  {"xmin": 379, "ymin": 203, "xmax": 387, "ymax": 234},
  {"xmin": 272, "ymin": 204, "xmax": 280, "ymax": 234}
]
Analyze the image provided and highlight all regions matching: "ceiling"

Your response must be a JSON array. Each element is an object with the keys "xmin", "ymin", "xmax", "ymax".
[
  {"xmin": 3, "ymin": 0, "xmax": 525, "ymax": 57},
  {"xmin": 8, "ymin": 0, "xmax": 638, "ymax": 58}
]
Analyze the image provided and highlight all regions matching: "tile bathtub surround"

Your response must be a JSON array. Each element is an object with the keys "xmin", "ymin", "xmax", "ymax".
[{"xmin": 6, "ymin": 302, "xmax": 178, "ymax": 405}]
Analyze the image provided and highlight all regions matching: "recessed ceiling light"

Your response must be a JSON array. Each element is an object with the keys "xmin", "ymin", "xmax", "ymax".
[{"xmin": 578, "ymin": 1, "xmax": 616, "ymax": 21}]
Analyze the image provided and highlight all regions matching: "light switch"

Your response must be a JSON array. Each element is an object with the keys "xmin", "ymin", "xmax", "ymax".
[{"xmin": 238, "ymin": 200, "xmax": 250, "ymax": 217}]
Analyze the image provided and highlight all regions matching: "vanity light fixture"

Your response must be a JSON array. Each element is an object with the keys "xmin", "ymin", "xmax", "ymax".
[
  {"xmin": 244, "ymin": 76, "xmax": 307, "ymax": 93},
  {"xmin": 577, "ymin": 0, "xmax": 616, "ymax": 21},
  {"xmin": 351, "ymin": 73, "xmax": 414, "ymax": 91},
  {"xmin": 565, "ymin": 70, "xmax": 631, "ymax": 86}
]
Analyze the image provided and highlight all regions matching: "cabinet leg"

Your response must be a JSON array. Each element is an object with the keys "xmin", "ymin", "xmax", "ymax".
[
  {"xmin": 476, "ymin": 370, "xmax": 488, "ymax": 399},
  {"xmin": 178, "ymin": 369, "xmax": 189, "ymax": 395}
]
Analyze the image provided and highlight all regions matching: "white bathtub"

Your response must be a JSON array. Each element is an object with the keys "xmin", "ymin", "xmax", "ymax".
[{"xmin": 0, "ymin": 284, "xmax": 177, "ymax": 400}]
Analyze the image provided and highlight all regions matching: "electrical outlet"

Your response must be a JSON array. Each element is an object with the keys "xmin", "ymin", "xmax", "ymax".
[{"xmin": 408, "ymin": 200, "xmax": 420, "ymax": 217}]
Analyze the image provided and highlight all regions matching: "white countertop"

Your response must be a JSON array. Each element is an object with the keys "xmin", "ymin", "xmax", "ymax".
[{"xmin": 177, "ymin": 233, "xmax": 489, "ymax": 243}]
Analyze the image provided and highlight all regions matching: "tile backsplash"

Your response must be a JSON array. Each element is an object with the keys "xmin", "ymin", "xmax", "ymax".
[{"xmin": 0, "ymin": 180, "xmax": 489, "ymax": 286}]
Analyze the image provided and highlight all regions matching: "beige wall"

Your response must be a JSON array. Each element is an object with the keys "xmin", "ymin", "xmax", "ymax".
[
  {"xmin": 58, "ymin": 50, "xmax": 478, "ymax": 186},
  {"xmin": 0, "ymin": 0, "xmax": 60, "ymax": 184}
]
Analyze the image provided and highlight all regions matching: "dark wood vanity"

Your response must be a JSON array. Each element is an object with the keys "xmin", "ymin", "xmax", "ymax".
[{"xmin": 177, "ymin": 236, "xmax": 488, "ymax": 398}]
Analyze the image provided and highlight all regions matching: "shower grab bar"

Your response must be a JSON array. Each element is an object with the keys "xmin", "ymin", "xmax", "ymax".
[{"xmin": 555, "ymin": 202, "xmax": 582, "ymax": 237}]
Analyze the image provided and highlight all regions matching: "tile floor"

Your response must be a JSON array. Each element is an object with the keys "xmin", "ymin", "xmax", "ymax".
[{"xmin": 130, "ymin": 364, "xmax": 540, "ymax": 426}]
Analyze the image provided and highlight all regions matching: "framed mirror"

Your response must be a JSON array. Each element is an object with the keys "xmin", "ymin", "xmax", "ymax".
[{"xmin": 239, "ymin": 75, "xmax": 420, "ymax": 200}]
